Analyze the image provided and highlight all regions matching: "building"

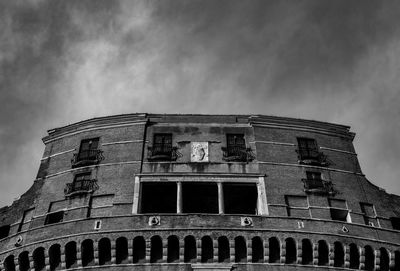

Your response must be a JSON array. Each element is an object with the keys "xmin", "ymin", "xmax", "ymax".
[{"xmin": 0, "ymin": 113, "xmax": 399, "ymax": 271}]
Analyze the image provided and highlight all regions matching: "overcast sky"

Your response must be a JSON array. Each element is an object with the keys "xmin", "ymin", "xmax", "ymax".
[{"xmin": 1, "ymin": 0, "xmax": 400, "ymax": 207}]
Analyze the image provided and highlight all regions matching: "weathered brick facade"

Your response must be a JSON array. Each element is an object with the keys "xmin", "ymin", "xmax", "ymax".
[{"xmin": 0, "ymin": 114, "xmax": 399, "ymax": 271}]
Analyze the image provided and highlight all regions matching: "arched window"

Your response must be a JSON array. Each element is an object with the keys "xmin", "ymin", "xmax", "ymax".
[
  {"xmin": 379, "ymin": 247, "xmax": 389, "ymax": 271},
  {"xmin": 116, "ymin": 237, "xmax": 128, "ymax": 264},
  {"xmin": 81, "ymin": 239, "xmax": 94, "ymax": 267},
  {"xmin": 4, "ymin": 255, "xmax": 15, "ymax": 271},
  {"xmin": 33, "ymin": 247, "xmax": 45, "ymax": 271},
  {"xmin": 49, "ymin": 244, "xmax": 61, "ymax": 271},
  {"xmin": 364, "ymin": 245, "xmax": 374, "ymax": 271},
  {"xmin": 201, "ymin": 236, "xmax": 213, "ymax": 263},
  {"xmin": 218, "ymin": 236, "xmax": 230, "ymax": 263},
  {"xmin": 251, "ymin": 236, "xmax": 263, "ymax": 263},
  {"xmin": 184, "ymin": 236, "xmax": 196, "ymax": 263},
  {"xmin": 268, "ymin": 237, "xmax": 280, "ymax": 263},
  {"xmin": 235, "ymin": 236, "xmax": 247, "ymax": 263},
  {"xmin": 318, "ymin": 240, "xmax": 329, "ymax": 266},
  {"xmin": 167, "ymin": 235, "xmax": 179, "ymax": 263},
  {"xmin": 349, "ymin": 243, "xmax": 360, "ymax": 269},
  {"xmin": 18, "ymin": 252, "xmax": 30, "ymax": 271},
  {"xmin": 133, "ymin": 236, "xmax": 146, "ymax": 263},
  {"xmin": 285, "ymin": 238, "xmax": 296, "ymax": 264},
  {"xmin": 98, "ymin": 238, "xmax": 111, "ymax": 265},
  {"xmin": 150, "ymin": 236, "xmax": 163, "ymax": 263},
  {"xmin": 301, "ymin": 239, "xmax": 313, "ymax": 265},
  {"xmin": 334, "ymin": 242, "xmax": 344, "ymax": 267},
  {"xmin": 65, "ymin": 242, "xmax": 77, "ymax": 269}
]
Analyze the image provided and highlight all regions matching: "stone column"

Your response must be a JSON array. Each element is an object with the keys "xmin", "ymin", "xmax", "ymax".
[
  {"xmin": 264, "ymin": 239, "xmax": 269, "ymax": 263},
  {"xmin": 44, "ymin": 249, "xmax": 50, "ymax": 271},
  {"xmin": 312, "ymin": 243, "xmax": 319, "ymax": 266},
  {"xmin": 14, "ymin": 257, "xmax": 21, "ymax": 271},
  {"xmin": 247, "ymin": 239, "xmax": 252, "ymax": 263},
  {"xmin": 229, "ymin": 240, "xmax": 235, "ymax": 263},
  {"xmin": 60, "ymin": 246, "xmax": 66, "ymax": 269},
  {"xmin": 111, "ymin": 240, "xmax": 116, "ymax": 264},
  {"xmin": 344, "ymin": 245, "xmax": 350, "ymax": 268},
  {"xmin": 197, "ymin": 239, "xmax": 202, "ymax": 262},
  {"xmin": 297, "ymin": 241, "xmax": 303, "ymax": 264},
  {"xmin": 179, "ymin": 239, "xmax": 185, "ymax": 262},
  {"xmin": 76, "ymin": 243, "xmax": 82, "ymax": 268},
  {"xmin": 218, "ymin": 182, "xmax": 224, "ymax": 214},
  {"xmin": 359, "ymin": 247, "xmax": 365, "ymax": 270},
  {"xmin": 329, "ymin": 244, "xmax": 334, "ymax": 266},
  {"xmin": 280, "ymin": 241, "xmax": 286, "ymax": 264},
  {"xmin": 94, "ymin": 241, "xmax": 99, "ymax": 266},
  {"xmin": 375, "ymin": 249, "xmax": 380, "ymax": 271},
  {"xmin": 162, "ymin": 239, "xmax": 168, "ymax": 262},
  {"xmin": 213, "ymin": 239, "xmax": 218, "ymax": 263},
  {"xmin": 132, "ymin": 176, "xmax": 140, "ymax": 214},
  {"xmin": 177, "ymin": 182, "xmax": 182, "ymax": 214},
  {"xmin": 128, "ymin": 240, "xmax": 133, "ymax": 264},
  {"xmin": 145, "ymin": 239, "xmax": 151, "ymax": 263}
]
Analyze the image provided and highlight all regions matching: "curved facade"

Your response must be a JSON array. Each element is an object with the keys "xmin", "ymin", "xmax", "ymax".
[{"xmin": 0, "ymin": 113, "xmax": 399, "ymax": 271}]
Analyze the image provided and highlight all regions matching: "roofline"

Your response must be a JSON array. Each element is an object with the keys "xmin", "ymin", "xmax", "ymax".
[{"xmin": 42, "ymin": 113, "xmax": 354, "ymax": 143}]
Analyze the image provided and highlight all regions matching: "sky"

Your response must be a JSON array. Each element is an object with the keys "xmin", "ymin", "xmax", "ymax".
[{"xmin": 1, "ymin": 0, "xmax": 400, "ymax": 207}]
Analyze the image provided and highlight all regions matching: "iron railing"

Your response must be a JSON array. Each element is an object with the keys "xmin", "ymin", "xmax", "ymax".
[
  {"xmin": 147, "ymin": 144, "xmax": 181, "ymax": 161},
  {"xmin": 296, "ymin": 148, "xmax": 328, "ymax": 166},
  {"xmin": 71, "ymin": 149, "xmax": 104, "ymax": 168},
  {"xmin": 64, "ymin": 179, "xmax": 99, "ymax": 196},
  {"xmin": 222, "ymin": 146, "xmax": 255, "ymax": 162},
  {"xmin": 301, "ymin": 178, "xmax": 336, "ymax": 195}
]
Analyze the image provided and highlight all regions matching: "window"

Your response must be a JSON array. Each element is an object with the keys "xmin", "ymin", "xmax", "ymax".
[
  {"xmin": 18, "ymin": 208, "xmax": 34, "ymax": 232},
  {"xmin": 141, "ymin": 182, "xmax": 177, "ymax": 213},
  {"xmin": 297, "ymin": 138, "xmax": 328, "ymax": 166},
  {"xmin": 285, "ymin": 195, "xmax": 309, "ymax": 217},
  {"xmin": 223, "ymin": 183, "xmax": 257, "ymax": 215},
  {"xmin": 360, "ymin": 203, "xmax": 377, "ymax": 226},
  {"xmin": 297, "ymin": 138, "xmax": 319, "ymax": 159},
  {"xmin": 223, "ymin": 134, "xmax": 253, "ymax": 162},
  {"xmin": 183, "ymin": 182, "xmax": 218, "ymax": 214},
  {"xmin": 329, "ymin": 199, "xmax": 350, "ymax": 222},
  {"xmin": 303, "ymin": 171, "xmax": 335, "ymax": 195},
  {"xmin": 45, "ymin": 210, "xmax": 64, "ymax": 225},
  {"xmin": 148, "ymin": 133, "xmax": 173, "ymax": 161},
  {"xmin": 0, "ymin": 224, "xmax": 10, "ymax": 239},
  {"xmin": 72, "ymin": 138, "xmax": 102, "ymax": 168},
  {"xmin": 391, "ymin": 217, "xmax": 400, "ymax": 230}
]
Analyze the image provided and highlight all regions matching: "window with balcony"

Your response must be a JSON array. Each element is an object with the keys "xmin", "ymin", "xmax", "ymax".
[
  {"xmin": 65, "ymin": 172, "xmax": 98, "ymax": 196},
  {"xmin": 297, "ymin": 138, "xmax": 328, "ymax": 166},
  {"xmin": 148, "ymin": 134, "xmax": 179, "ymax": 161},
  {"xmin": 222, "ymin": 134, "xmax": 254, "ymax": 162},
  {"xmin": 302, "ymin": 171, "xmax": 335, "ymax": 195},
  {"xmin": 71, "ymin": 138, "xmax": 103, "ymax": 168}
]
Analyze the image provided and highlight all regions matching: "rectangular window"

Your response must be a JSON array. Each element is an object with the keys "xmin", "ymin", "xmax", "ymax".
[
  {"xmin": 390, "ymin": 217, "xmax": 400, "ymax": 230},
  {"xmin": 141, "ymin": 182, "xmax": 177, "ymax": 213},
  {"xmin": 182, "ymin": 182, "xmax": 218, "ymax": 214},
  {"xmin": 285, "ymin": 195, "xmax": 309, "ymax": 217},
  {"xmin": 45, "ymin": 211, "xmax": 64, "ymax": 225},
  {"xmin": 153, "ymin": 134, "xmax": 172, "ymax": 155},
  {"xmin": 18, "ymin": 208, "xmax": 34, "ymax": 232},
  {"xmin": 297, "ymin": 138, "xmax": 319, "ymax": 160},
  {"xmin": 0, "ymin": 225, "xmax": 10, "ymax": 239},
  {"xmin": 304, "ymin": 171, "xmax": 324, "ymax": 189},
  {"xmin": 78, "ymin": 138, "xmax": 99, "ymax": 160},
  {"xmin": 360, "ymin": 203, "xmax": 377, "ymax": 226},
  {"xmin": 223, "ymin": 183, "xmax": 257, "ymax": 215},
  {"xmin": 329, "ymin": 199, "xmax": 349, "ymax": 222}
]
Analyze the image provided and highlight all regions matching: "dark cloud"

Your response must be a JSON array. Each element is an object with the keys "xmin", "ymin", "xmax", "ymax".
[{"xmin": 1, "ymin": 0, "xmax": 400, "ymax": 206}]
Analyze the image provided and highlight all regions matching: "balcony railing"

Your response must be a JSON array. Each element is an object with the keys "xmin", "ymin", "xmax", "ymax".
[
  {"xmin": 222, "ymin": 146, "xmax": 255, "ymax": 162},
  {"xmin": 302, "ymin": 178, "xmax": 336, "ymax": 195},
  {"xmin": 71, "ymin": 149, "xmax": 104, "ymax": 168},
  {"xmin": 64, "ymin": 179, "xmax": 99, "ymax": 196},
  {"xmin": 296, "ymin": 148, "xmax": 329, "ymax": 166},
  {"xmin": 147, "ymin": 144, "xmax": 181, "ymax": 161}
]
